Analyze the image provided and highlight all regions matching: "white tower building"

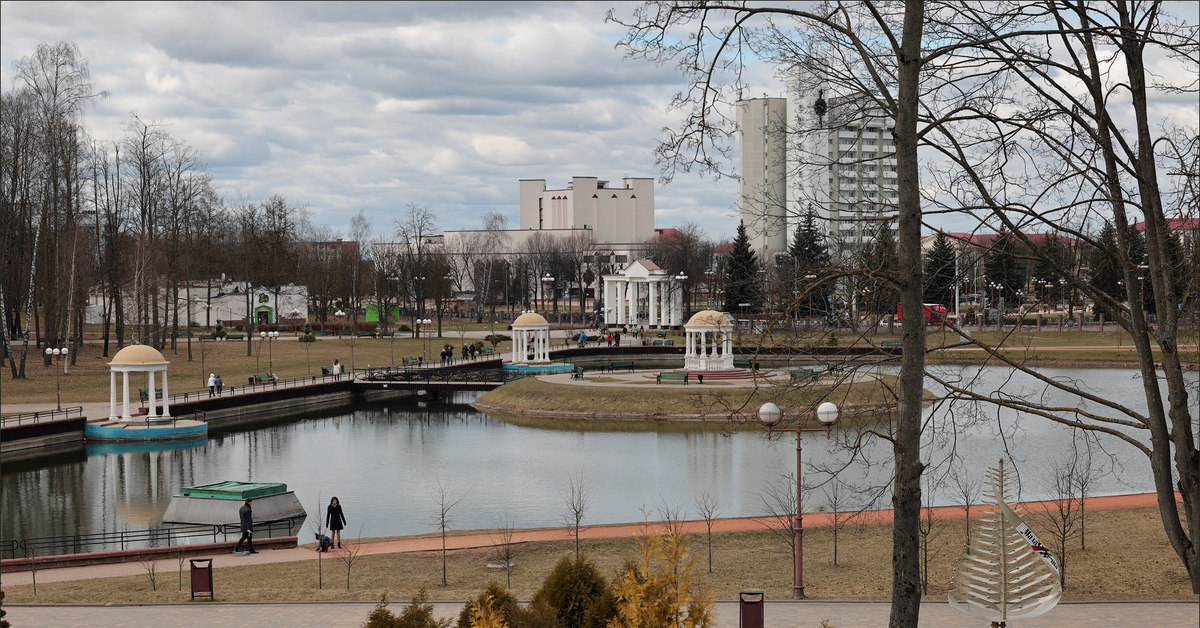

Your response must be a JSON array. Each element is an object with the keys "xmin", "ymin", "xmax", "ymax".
[{"xmin": 737, "ymin": 97, "xmax": 789, "ymax": 256}]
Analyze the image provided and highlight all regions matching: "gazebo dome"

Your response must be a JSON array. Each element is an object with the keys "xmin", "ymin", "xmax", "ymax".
[
  {"xmin": 513, "ymin": 312, "xmax": 549, "ymax": 327},
  {"xmin": 685, "ymin": 310, "xmax": 732, "ymax": 328},
  {"xmin": 110, "ymin": 344, "xmax": 168, "ymax": 366}
]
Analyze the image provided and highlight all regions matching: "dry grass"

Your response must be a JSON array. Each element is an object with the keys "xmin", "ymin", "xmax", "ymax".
[{"xmin": 3, "ymin": 506, "xmax": 1192, "ymax": 604}]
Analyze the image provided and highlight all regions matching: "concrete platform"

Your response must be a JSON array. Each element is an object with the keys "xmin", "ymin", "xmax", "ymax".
[{"xmin": 84, "ymin": 419, "xmax": 207, "ymax": 442}]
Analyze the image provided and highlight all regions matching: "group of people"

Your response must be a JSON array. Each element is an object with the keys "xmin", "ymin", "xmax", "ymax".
[
  {"xmin": 235, "ymin": 496, "xmax": 347, "ymax": 555},
  {"xmin": 439, "ymin": 343, "xmax": 482, "ymax": 366},
  {"xmin": 577, "ymin": 325, "xmax": 643, "ymax": 348},
  {"xmin": 206, "ymin": 373, "xmax": 225, "ymax": 397}
]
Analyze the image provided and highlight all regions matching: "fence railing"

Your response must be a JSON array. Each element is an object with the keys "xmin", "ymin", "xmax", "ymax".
[
  {"xmin": 1, "ymin": 517, "xmax": 302, "ymax": 560},
  {"xmin": 362, "ymin": 365, "xmax": 534, "ymax": 385},
  {"xmin": 0, "ymin": 406, "xmax": 84, "ymax": 428},
  {"xmin": 162, "ymin": 372, "xmax": 351, "ymax": 406}
]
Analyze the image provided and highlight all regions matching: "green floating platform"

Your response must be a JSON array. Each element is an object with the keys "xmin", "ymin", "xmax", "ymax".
[{"xmin": 181, "ymin": 481, "xmax": 287, "ymax": 500}]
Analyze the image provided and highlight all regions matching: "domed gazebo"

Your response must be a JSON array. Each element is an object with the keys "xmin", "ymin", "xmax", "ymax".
[
  {"xmin": 512, "ymin": 311, "xmax": 551, "ymax": 364},
  {"xmin": 684, "ymin": 310, "xmax": 735, "ymax": 371},
  {"xmin": 109, "ymin": 344, "xmax": 170, "ymax": 421}
]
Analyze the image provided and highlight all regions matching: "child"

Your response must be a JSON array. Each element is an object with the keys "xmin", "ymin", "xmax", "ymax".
[{"xmin": 315, "ymin": 532, "xmax": 333, "ymax": 552}]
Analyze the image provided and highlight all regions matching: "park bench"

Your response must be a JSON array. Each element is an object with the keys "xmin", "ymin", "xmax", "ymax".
[
  {"xmin": 478, "ymin": 345, "xmax": 495, "ymax": 356},
  {"xmin": 250, "ymin": 372, "xmax": 277, "ymax": 384},
  {"xmin": 138, "ymin": 387, "xmax": 164, "ymax": 403},
  {"xmin": 733, "ymin": 358, "xmax": 756, "ymax": 370},
  {"xmin": 651, "ymin": 339, "xmax": 675, "ymax": 346},
  {"xmin": 356, "ymin": 332, "xmax": 375, "ymax": 338},
  {"xmin": 226, "ymin": 334, "xmax": 244, "ymax": 341},
  {"xmin": 825, "ymin": 362, "xmax": 845, "ymax": 373},
  {"xmin": 608, "ymin": 360, "xmax": 635, "ymax": 372},
  {"xmin": 790, "ymin": 368, "xmax": 819, "ymax": 382},
  {"xmin": 880, "ymin": 340, "xmax": 901, "ymax": 347},
  {"xmin": 656, "ymin": 332, "xmax": 668, "ymax": 339},
  {"xmin": 379, "ymin": 331, "xmax": 394, "ymax": 337},
  {"xmin": 571, "ymin": 365, "xmax": 585, "ymax": 380},
  {"xmin": 401, "ymin": 356, "xmax": 420, "ymax": 368},
  {"xmin": 656, "ymin": 371, "xmax": 689, "ymax": 385},
  {"xmin": 320, "ymin": 365, "xmax": 338, "ymax": 376},
  {"xmin": 198, "ymin": 333, "xmax": 217, "ymax": 341},
  {"xmin": 312, "ymin": 330, "xmax": 328, "ymax": 336}
]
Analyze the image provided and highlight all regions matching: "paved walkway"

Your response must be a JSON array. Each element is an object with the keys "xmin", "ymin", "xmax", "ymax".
[{"xmin": 7, "ymin": 600, "xmax": 1198, "ymax": 627}]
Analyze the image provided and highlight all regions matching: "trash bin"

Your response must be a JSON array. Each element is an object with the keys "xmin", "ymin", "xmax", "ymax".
[
  {"xmin": 739, "ymin": 590, "xmax": 764, "ymax": 628},
  {"xmin": 190, "ymin": 558, "xmax": 214, "ymax": 600}
]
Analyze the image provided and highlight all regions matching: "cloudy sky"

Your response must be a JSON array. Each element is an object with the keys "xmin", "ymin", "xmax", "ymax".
[{"xmin": 1, "ymin": 1, "xmax": 761, "ymax": 239}]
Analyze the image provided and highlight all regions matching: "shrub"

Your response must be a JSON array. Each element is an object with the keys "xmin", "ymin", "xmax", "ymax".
[
  {"xmin": 214, "ymin": 323, "xmax": 226, "ymax": 338},
  {"xmin": 364, "ymin": 591, "xmax": 451, "ymax": 628},
  {"xmin": 484, "ymin": 334, "xmax": 510, "ymax": 348},
  {"xmin": 608, "ymin": 529, "xmax": 715, "ymax": 628},
  {"xmin": 455, "ymin": 583, "xmax": 520, "ymax": 628},
  {"xmin": 532, "ymin": 555, "xmax": 615, "ymax": 628},
  {"xmin": 299, "ymin": 334, "xmax": 316, "ymax": 343},
  {"xmin": 398, "ymin": 324, "xmax": 412, "ymax": 332}
]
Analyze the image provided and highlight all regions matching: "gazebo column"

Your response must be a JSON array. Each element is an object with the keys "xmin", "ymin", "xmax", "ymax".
[
  {"xmin": 604, "ymin": 279, "xmax": 613, "ymax": 322},
  {"xmin": 627, "ymin": 281, "xmax": 636, "ymax": 325},
  {"xmin": 148, "ymin": 371, "xmax": 157, "ymax": 418},
  {"xmin": 110, "ymin": 371, "xmax": 117, "ymax": 420},
  {"xmin": 724, "ymin": 333, "xmax": 732, "ymax": 358},
  {"xmin": 649, "ymin": 280, "xmax": 658, "ymax": 327},
  {"xmin": 161, "ymin": 370, "xmax": 170, "ymax": 418},
  {"xmin": 122, "ymin": 371, "xmax": 131, "ymax": 420}
]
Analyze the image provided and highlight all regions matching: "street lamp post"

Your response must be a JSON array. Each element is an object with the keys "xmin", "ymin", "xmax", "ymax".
[
  {"xmin": 675, "ymin": 272, "xmax": 688, "ymax": 319},
  {"xmin": 542, "ymin": 273, "xmax": 554, "ymax": 313},
  {"xmin": 44, "ymin": 346, "xmax": 69, "ymax": 410},
  {"xmin": 757, "ymin": 400, "xmax": 840, "ymax": 599},
  {"xmin": 259, "ymin": 330, "xmax": 279, "ymax": 375},
  {"xmin": 419, "ymin": 318, "xmax": 432, "ymax": 364}
]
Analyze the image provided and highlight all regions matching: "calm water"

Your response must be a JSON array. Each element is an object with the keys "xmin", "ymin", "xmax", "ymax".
[{"xmin": 2, "ymin": 366, "xmax": 1195, "ymax": 546}]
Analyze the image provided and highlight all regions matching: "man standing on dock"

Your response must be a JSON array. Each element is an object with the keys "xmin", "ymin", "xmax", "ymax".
[{"xmin": 234, "ymin": 499, "xmax": 257, "ymax": 554}]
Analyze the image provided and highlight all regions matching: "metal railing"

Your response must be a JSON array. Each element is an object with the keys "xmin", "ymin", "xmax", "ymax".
[
  {"xmin": 164, "ymin": 372, "xmax": 351, "ymax": 405},
  {"xmin": 1, "ymin": 517, "xmax": 302, "ymax": 559},
  {"xmin": 362, "ymin": 365, "xmax": 534, "ymax": 385},
  {"xmin": 0, "ymin": 406, "xmax": 84, "ymax": 427}
]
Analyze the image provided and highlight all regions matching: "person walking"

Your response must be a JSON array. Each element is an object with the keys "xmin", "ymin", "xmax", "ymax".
[
  {"xmin": 207, "ymin": 373, "xmax": 216, "ymax": 398},
  {"xmin": 215, "ymin": 374, "xmax": 224, "ymax": 396},
  {"xmin": 326, "ymin": 496, "xmax": 347, "ymax": 549},
  {"xmin": 234, "ymin": 499, "xmax": 257, "ymax": 554},
  {"xmin": 462, "ymin": 343, "xmax": 468, "ymax": 361}
]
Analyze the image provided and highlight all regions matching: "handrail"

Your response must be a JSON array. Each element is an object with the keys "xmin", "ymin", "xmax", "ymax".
[
  {"xmin": 0, "ymin": 406, "xmax": 84, "ymax": 427},
  {"xmin": 165, "ymin": 372, "xmax": 351, "ymax": 405},
  {"xmin": 1, "ymin": 518, "xmax": 302, "ymax": 559}
]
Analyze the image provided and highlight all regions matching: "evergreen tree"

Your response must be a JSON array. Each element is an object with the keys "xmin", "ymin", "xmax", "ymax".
[
  {"xmin": 984, "ymin": 232, "xmax": 1025, "ymax": 307},
  {"xmin": 723, "ymin": 221, "xmax": 760, "ymax": 313},
  {"xmin": 789, "ymin": 212, "xmax": 832, "ymax": 316},
  {"xmin": 861, "ymin": 221, "xmax": 900, "ymax": 315},
  {"xmin": 1086, "ymin": 221, "xmax": 1123, "ymax": 302},
  {"xmin": 1032, "ymin": 234, "xmax": 1071, "ymax": 307},
  {"xmin": 922, "ymin": 231, "xmax": 957, "ymax": 308}
]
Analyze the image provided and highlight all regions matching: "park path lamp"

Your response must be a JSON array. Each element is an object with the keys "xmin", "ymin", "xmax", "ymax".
[
  {"xmin": 259, "ymin": 331, "xmax": 279, "ymax": 375},
  {"xmin": 45, "ymin": 346, "xmax": 69, "ymax": 410},
  {"xmin": 804, "ymin": 275, "xmax": 818, "ymax": 329},
  {"xmin": 542, "ymin": 274, "xmax": 554, "ymax": 312},
  {"xmin": 675, "ymin": 272, "xmax": 688, "ymax": 320},
  {"xmin": 757, "ymin": 400, "xmax": 839, "ymax": 599},
  {"xmin": 419, "ymin": 318, "xmax": 432, "ymax": 363}
]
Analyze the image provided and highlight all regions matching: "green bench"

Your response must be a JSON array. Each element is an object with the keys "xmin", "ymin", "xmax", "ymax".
[
  {"xmin": 790, "ymin": 368, "xmax": 819, "ymax": 381},
  {"xmin": 356, "ymin": 332, "xmax": 376, "ymax": 338},
  {"xmin": 226, "ymin": 334, "xmax": 245, "ymax": 341},
  {"xmin": 479, "ymin": 345, "xmax": 495, "ymax": 356},
  {"xmin": 312, "ymin": 330, "xmax": 328, "ymax": 336},
  {"xmin": 198, "ymin": 333, "xmax": 217, "ymax": 341},
  {"xmin": 656, "ymin": 332, "xmax": 668, "ymax": 339},
  {"xmin": 138, "ymin": 387, "xmax": 164, "ymax": 402},
  {"xmin": 733, "ymin": 359, "xmax": 756, "ymax": 369},
  {"xmin": 320, "ymin": 365, "xmax": 338, "ymax": 376},
  {"xmin": 571, "ymin": 365, "xmax": 585, "ymax": 380},
  {"xmin": 826, "ymin": 363, "xmax": 845, "ymax": 373},
  {"xmin": 250, "ymin": 372, "xmax": 277, "ymax": 384},
  {"xmin": 401, "ymin": 356, "xmax": 420, "ymax": 367},
  {"xmin": 379, "ymin": 331, "xmax": 395, "ymax": 337},
  {"xmin": 651, "ymin": 339, "xmax": 675, "ymax": 346},
  {"xmin": 608, "ymin": 360, "xmax": 635, "ymax": 372},
  {"xmin": 656, "ymin": 371, "xmax": 689, "ymax": 385},
  {"xmin": 880, "ymin": 340, "xmax": 901, "ymax": 347}
]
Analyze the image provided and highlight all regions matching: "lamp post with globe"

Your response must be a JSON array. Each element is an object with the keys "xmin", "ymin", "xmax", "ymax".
[
  {"xmin": 757, "ymin": 400, "xmax": 840, "ymax": 599},
  {"xmin": 45, "ymin": 346, "xmax": 69, "ymax": 410},
  {"xmin": 259, "ymin": 330, "xmax": 279, "ymax": 375}
]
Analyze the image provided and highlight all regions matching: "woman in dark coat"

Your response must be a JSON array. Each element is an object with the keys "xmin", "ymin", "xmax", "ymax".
[{"xmin": 326, "ymin": 496, "xmax": 347, "ymax": 548}]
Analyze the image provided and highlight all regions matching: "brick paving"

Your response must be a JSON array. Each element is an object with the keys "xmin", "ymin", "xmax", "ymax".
[{"xmin": 7, "ymin": 600, "xmax": 1199, "ymax": 627}]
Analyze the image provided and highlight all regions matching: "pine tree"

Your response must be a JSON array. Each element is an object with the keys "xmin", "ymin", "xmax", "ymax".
[
  {"xmin": 723, "ymin": 221, "xmax": 760, "ymax": 313},
  {"xmin": 789, "ymin": 212, "xmax": 832, "ymax": 317},
  {"xmin": 861, "ymin": 221, "xmax": 899, "ymax": 315},
  {"xmin": 923, "ymin": 231, "xmax": 957, "ymax": 308},
  {"xmin": 1086, "ymin": 222, "xmax": 1122, "ymax": 302},
  {"xmin": 984, "ymin": 232, "xmax": 1025, "ymax": 306}
]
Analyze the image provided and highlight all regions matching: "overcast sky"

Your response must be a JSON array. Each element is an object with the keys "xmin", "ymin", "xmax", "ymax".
[
  {"xmin": 3, "ymin": 2, "xmax": 1195, "ymax": 242},
  {"xmin": 1, "ymin": 1, "xmax": 756, "ymax": 239}
]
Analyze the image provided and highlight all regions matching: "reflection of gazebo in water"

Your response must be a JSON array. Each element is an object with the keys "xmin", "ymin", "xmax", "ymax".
[
  {"xmin": 511, "ymin": 311, "xmax": 551, "ymax": 364},
  {"xmin": 109, "ymin": 344, "xmax": 171, "ymax": 421},
  {"xmin": 684, "ymin": 310, "xmax": 735, "ymax": 371}
]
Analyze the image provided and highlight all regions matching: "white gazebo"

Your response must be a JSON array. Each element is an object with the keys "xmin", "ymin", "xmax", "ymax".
[
  {"xmin": 602, "ymin": 259, "xmax": 684, "ymax": 328},
  {"xmin": 109, "ymin": 344, "xmax": 171, "ymax": 421},
  {"xmin": 511, "ymin": 311, "xmax": 551, "ymax": 364},
  {"xmin": 684, "ymin": 310, "xmax": 735, "ymax": 371}
]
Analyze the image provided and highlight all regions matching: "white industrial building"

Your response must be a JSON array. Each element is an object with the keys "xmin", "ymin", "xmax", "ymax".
[{"xmin": 86, "ymin": 281, "xmax": 309, "ymax": 328}]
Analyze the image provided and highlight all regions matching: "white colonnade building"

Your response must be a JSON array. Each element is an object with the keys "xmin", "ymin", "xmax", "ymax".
[
  {"xmin": 683, "ymin": 310, "xmax": 735, "ymax": 371},
  {"xmin": 602, "ymin": 260, "xmax": 684, "ymax": 329},
  {"xmin": 511, "ymin": 311, "xmax": 551, "ymax": 364},
  {"xmin": 108, "ymin": 344, "xmax": 171, "ymax": 421}
]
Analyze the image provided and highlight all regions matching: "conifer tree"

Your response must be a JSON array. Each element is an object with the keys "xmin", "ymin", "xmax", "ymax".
[
  {"xmin": 923, "ymin": 231, "xmax": 957, "ymax": 308},
  {"xmin": 789, "ymin": 213, "xmax": 832, "ymax": 317},
  {"xmin": 723, "ymin": 221, "xmax": 760, "ymax": 313}
]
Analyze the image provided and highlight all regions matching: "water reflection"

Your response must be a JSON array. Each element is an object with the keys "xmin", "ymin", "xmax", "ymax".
[{"xmin": 1, "ymin": 366, "xmax": 1194, "ymax": 545}]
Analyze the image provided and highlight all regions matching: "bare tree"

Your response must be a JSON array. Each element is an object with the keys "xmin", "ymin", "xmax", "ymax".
[
  {"xmin": 951, "ymin": 468, "xmax": 981, "ymax": 555},
  {"xmin": 918, "ymin": 474, "xmax": 944, "ymax": 595},
  {"xmin": 562, "ymin": 472, "xmax": 591, "ymax": 560},
  {"xmin": 176, "ymin": 551, "xmax": 187, "ymax": 591},
  {"xmin": 693, "ymin": 490, "xmax": 720, "ymax": 573},
  {"xmin": 757, "ymin": 472, "xmax": 797, "ymax": 556},
  {"xmin": 432, "ymin": 479, "xmax": 467, "ymax": 586},
  {"xmin": 1035, "ymin": 455, "xmax": 1084, "ymax": 590},
  {"xmin": 141, "ymin": 559, "xmax": 159, "ymax": 591},
  {"xmin": 821, "ymin": 477, "xmax": 857, "ymax": 567},
  {"xmin": 338, "ymin": 526, "xmax": 366, "ymax": 590},
  {"xmin": 310, "ymin": 493, "xmax": 327, "ymax": 589},
  {"xmin": 491, "ymin": 515, "xmax": 518, "ymax": 590}
]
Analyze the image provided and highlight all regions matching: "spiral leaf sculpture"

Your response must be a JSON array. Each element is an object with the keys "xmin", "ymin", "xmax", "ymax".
[{"xmin": 948, "ymin": 460, "xmax": 1061, "ymax": 626}]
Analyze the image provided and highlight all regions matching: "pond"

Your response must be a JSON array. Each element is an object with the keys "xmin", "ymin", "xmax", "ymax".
[{"xmin": 2, "ymin": 365, "xmax": 1194, "ymax": 550}]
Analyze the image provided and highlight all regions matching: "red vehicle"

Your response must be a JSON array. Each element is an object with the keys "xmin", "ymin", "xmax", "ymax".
[{"xmin": 896, "ymin": 303, "xmax": 949, "ymax": 325}]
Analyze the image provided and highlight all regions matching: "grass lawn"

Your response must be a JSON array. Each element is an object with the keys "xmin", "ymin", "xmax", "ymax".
[
  {"xmin": 474, "ymin": 372, "xmax": 925, "ymax": 422},
  {"xmin": 0, "ymin": 335, "xmax": 514, "ymax": 408},
  {"xmin": 3, "ymin": 506, "xmax": 1191, "ymax": 604}
]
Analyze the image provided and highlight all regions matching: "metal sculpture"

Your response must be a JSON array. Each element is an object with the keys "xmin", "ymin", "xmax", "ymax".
[{"xmin": 948, "ymin": 460, "xmax": 1061, "ymax": 626}]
